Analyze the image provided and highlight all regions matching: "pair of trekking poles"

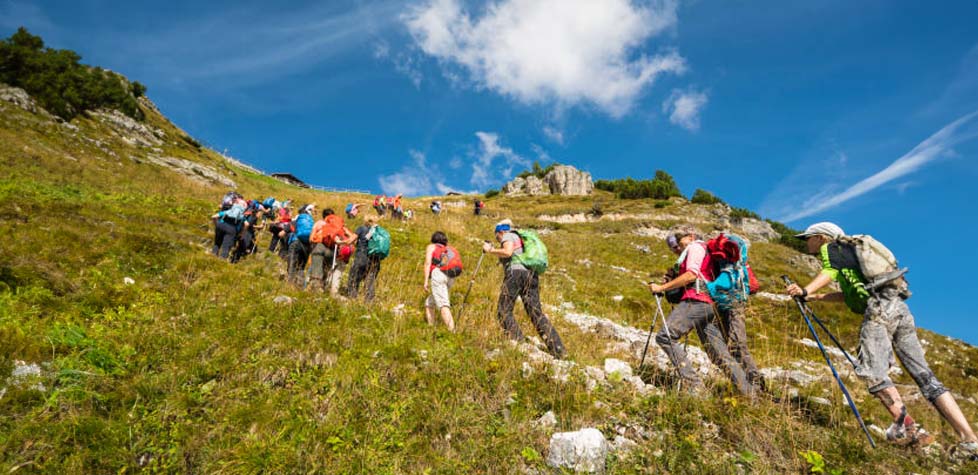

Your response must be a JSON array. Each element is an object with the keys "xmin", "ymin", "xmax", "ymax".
[{"xmin": 635, "ymin": 276, "xmax": 877, "ymax": 448}]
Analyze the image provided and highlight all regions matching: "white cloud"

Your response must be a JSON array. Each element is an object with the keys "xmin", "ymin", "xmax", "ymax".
[
  {"xmin": 663, "ymin": 88, "xmax": 708, "ymax": 131},
  {"xmin": 543, "ymin": 125, "xmax": 565, "ymax": 145},
  {"xmin": 471, "ymin": 131, "xmax": 529, "ymax": 188},
  {"xmin": 378, "ymin": 150, "xmax": 436, "ymax": 196},
  {"xmin": 778, "ymin": 110, "xmax": 978, "ymax": 223},
  {"xmin": 405, "ymin": 0, "xmax": 685, "ymax": 117}
]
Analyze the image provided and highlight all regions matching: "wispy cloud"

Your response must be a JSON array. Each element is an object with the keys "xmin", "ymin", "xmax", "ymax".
[
  {"xmin": 662, "ymin": 88, "xmax": 708, "ymax": 131},
  {"xmin": 471, "ymin": 131, "xmax": 529, "ymax": 189},
  {"xmin": 118, "ymin": 1, "xmax": 401, "ymax": 86},
  {"xmin": 778, "ymin": 110, "xmax": 978, "ymax": 223},
  {"xmin": 543, "ymin": 125, "xmax": 565, "ymax": 145},
  {"xmin": 404, "ymin": 0, "xmax": 685, "ymax": 118}
]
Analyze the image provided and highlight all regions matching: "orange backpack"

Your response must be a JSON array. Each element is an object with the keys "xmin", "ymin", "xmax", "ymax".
[
  {"xmin": 321, "ymin": 214, "xmax": 345, "ymax": 247},
  {"xmin": 432, "ymin": 244, "xmax": 463, "ymax": 278}
]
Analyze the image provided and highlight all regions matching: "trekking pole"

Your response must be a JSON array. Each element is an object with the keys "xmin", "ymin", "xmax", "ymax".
[
  {"xmin": 782, "ymin": 275, "xmax": 876, "ymax": 448},
  {"xmin": 457, "ymin": 247, "xmax": 488, "ymax": 321},
  {"xmin": 638, "ymin": 293, "xmax": 672, "ymax": 370},
  {"xmin": 802, "ymin": 302, "xmax": 857, "ymax": 368}
]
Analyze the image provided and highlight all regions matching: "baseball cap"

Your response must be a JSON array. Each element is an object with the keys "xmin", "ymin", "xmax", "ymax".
[{"xmin": 795, "ymin": 222, "xmax": 845, "ymax": 240}]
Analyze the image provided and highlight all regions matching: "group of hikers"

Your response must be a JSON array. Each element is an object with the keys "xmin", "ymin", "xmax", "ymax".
[{"xmin": 212, "ymin": 191, "xmax": 977, "ymax": 461}]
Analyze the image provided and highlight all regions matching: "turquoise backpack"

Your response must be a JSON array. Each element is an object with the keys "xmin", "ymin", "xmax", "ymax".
[
  {"xmin": 512, "ymin": 229, "xmax": 549, "ymax": 275},
  {"xmin": 367, "ymin": 226, "xmax": 391, "ymax": 259}
]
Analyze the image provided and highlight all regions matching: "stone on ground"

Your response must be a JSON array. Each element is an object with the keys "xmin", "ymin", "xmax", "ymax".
[{"xmin": 547, "ymin": 428, "xmax": 610, "ymax": 473}]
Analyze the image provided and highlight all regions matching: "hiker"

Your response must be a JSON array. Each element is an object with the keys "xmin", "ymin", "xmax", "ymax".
[
  {"xmin": 346, "ymin": 215, "xmax": 389, "ymax": 302},
  {"xmin": 404, "ymin": 209, "xmax": 414, "ymax": 221},
  {"xmin": 373, "ymin": 195, "xmax": 386, "ymax": 216},
  {"xmin": 328, "ymin": 239, "xmax": 355, "ymax": 298},
  {"xmin": 648, "ymin": 231, "xmax": 759, "ymax": 397},
  {"xmin": 393, "ymin": 194, "xmax": 404, "ymax": 220},
  {"xmin": 268, "ymin": 204, "xmax": 293, "ymax": 258},
  {"xmin": 345, "ymin": 203, "xmax": 361, "ymax": 219},
  {"xmin": 482, "ymin": 219, "xmax": 566, "ymax": 358},
  {"xmin": 430, "ymin": 201, "xmax": 442, "ymax": 215},
  {"xmin": 286, "ymin": 204, "xmax": 315, "ymax": 287},
  {"xmin": 423, "ymin": 231, "xmax": 461, "ymax": 332},
  {"xmin": 786, "ymin": 222, "xmax": 977, "ymax": 459},
  {"xmin": 307, "ymin": 209, "xmax": 350, "ymax": 292},
  {"xmin": 231, "ymin": 200, "xmax": 265, "ymax": 263},
  {"xmin": 706, "ymin": 233, "xmax": 766, "ymax": 390},
  {"xmin": 474, "ymin": 199, "xmax": 484, "ymax": 216},
  {"xmin": 212, "ymin": 193, "xmax": 246, "ymax": 259},
  {"xmin": 385, "ymin": 195, "xmax": 395, "ymax": 216}
]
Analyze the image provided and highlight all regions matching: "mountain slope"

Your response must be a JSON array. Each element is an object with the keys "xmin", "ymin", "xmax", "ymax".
[{"xmin": 1, "ymin": 84, "xmax": 976, "ymax": 474}]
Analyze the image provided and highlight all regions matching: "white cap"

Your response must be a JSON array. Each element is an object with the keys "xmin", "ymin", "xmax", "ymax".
[{"xmin": 795, "ymin": 222, "xmax": 845, "ymax": 240}]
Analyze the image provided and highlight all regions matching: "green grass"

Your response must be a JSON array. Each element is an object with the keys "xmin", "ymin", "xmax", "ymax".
[{"xmin": 1, "ymin": 91, "xmax": 976, "ymax": 474}]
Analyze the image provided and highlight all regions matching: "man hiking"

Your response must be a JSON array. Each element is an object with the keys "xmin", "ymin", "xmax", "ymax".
[
  {"xmin": 268, "ymin": 204, "xmax": 292, "ymax": 259},
  {"xmin": 474, "ymin": 199, "xmax": 484, "ymax": 216},
  {"xmin": 423, "ymin": 231, "xmax": 461, "ymax": 332},
  {"xmin": 373, "ymin": 195, "xmax": 386, "ymax": 216},
  {"xmin": 482, "ymin": 219, "xmax": 566, "ymax": 358},
  {"xmin": 212, "ymin": 193, "xmax": 246, "ymax": 259},
  {"xmin": 648, "ymin": 231, "xmax": 759, "ymax": 397},
  {"xmin": 347, "ymin": 215, "xmax": 385, "ymax": 302},
  {"xmin": 286, "ymin": 204, "xmax": 315, "ymax": 287},
  {"xmin": 307, "ymin": 209, "xmax": 354, "ymax": 292},
  {"xmin": 786, "ymin": 222, "xmax": 977, "ymax": 460}
]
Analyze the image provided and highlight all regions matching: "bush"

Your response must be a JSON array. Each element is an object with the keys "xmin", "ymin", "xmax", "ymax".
[
  {"xmin": 767, "ymin": 219, "xmax": 807, "ymax": 252},
  {"xmin": 0, "ymin": 27, "xmax": 145, "ymax": 121},
  {"xmin": 484, "ymin": 189, "xmax": 500, "ymax": 199},
  {"xmin": 593, "ymin": 170, "xmax": 683, "ymax": 200},
  {"xmin": 516, "ymin": 161, "xmax": 557, "ymax": 179},
  {"xmin": 691, "ymin": 189, "xmax": 723, "ymax": 205},
  {"xmin": 729, "ymin": 207, "xmax": 760, "ymax": 220}
]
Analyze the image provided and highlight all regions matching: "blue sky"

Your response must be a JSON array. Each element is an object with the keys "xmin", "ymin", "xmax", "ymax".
[{"xmin": 4, "ymin": 0, "xmax": 978, "ymax": 344}]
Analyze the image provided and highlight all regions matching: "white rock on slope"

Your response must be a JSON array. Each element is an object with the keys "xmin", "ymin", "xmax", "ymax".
[{"xmin": 547, "ymin": 428, "xmax": 609, "ymax": 473}]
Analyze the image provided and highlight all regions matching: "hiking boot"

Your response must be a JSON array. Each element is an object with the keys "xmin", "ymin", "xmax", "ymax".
[
  {"xmin": 886, "ymin": 421, "xmax": 935, "ymax": 447},
  {"xmin": 949, "ymin": 441, "xmax": 978, "ymax": 463}
]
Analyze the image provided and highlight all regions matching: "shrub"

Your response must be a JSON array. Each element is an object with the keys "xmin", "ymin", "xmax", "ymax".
[
  {"xmin": 729, "ymin": 207, "xmax": 760, "ymax": 220},
  {"xmin": 593, "ymin": 170, "xmax": 683, "ymax": 200},
  {"xmin": 0, "ymin": 27, "xmax": 145, "ymax": 121},
  {"xmin": 767, "ymin": 219, "xmax": 807, "ymax": 252},
  {"xmin": 484, "ymin": 189, "xmax": 500, "ymax": 199},
  {"xmin": 691, "ymin": 189, "xmax": 723, "ymax": 205},
  {"xmin": 517, "ymin": 161, "xmax": 557, "ymax": 179}
]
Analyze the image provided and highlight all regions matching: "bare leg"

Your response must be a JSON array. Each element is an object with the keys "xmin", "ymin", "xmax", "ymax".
[
  {"xmin": 440, "ymin": 306, "xmax": 456, "ymax": 332},
  {"xmin": 424, "ymin": 306, "xmax": 436, "ymax": 326},
  {"xmin": 875, "ymin": 386, "xmax": 905, "ymax": 420},
  {"xmin": 933, "ymin": 392, "xmax": 978, "ymax": 442}
]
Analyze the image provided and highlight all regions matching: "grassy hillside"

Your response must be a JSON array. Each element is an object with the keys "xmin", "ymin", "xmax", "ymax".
[{"xmin": 1, "ymin": 85, "xmax": 977, "ymax": 474}]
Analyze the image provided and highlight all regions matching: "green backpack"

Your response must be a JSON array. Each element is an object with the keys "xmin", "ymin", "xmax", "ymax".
[
  {"xmin": 367, "ymin": 225, "xmax": 391, "ymax": 259},
  {"xmin": 512, "ymin": 229, "xmax": 548, "ymax": 275}
]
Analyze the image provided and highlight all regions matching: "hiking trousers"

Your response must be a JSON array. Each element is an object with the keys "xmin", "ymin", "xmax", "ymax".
[
  {"xmin": 856, "ymin": 288, "xmax": 947, "ymax": 402},
  {"xmin": 496, "ymin": 269, "xmax": 566, "ymax": 358},
  {"xmin": 718, "ymin": 303, "xmax": 764, "ymax": 386},
  {"xmin": 347, "ymin": 255, "xmax": 381, "ymax": 302},
  {"xmin": 213, "ymin": 220, "xmax": 237, "ymax": 259},
  {"xmin": 287, "ymin": 239, "xmax": 310, "ymax": 286},
  {"xmin": 232, "ymin": 228, "xmax": 255, "ymax": 263},
  {"xmin": 309, "ymin": 243, "xmax": 335, "ymax": 288},
  {"xmin": 655, "ymin": 300, "xmax": 756, "ymax": 396}
]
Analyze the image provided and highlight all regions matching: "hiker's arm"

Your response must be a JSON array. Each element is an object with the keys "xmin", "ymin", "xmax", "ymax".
[
  {"xmin": 786, "ymin": 272, "xmax": 836, "ymax": 300},
  {"xmin": 649, "ymin": 270, "xmax": 697, "ymax": 293},
  {"xmin": 423, "ymin": 245, "xmax": 435, "ymax": 289},
  {"xmin": 484, "ymin": 240, "xmax": 515, "ymax": 258}
]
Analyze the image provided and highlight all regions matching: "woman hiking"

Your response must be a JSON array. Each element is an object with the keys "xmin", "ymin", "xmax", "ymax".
[{"xmin": 423, "ymin": 231, "xmax": 461, "ymax": 332}]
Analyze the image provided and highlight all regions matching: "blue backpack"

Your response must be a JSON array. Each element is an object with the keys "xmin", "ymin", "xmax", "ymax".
[
  {"xmin": 223, "ymin": 201, "xmax": 246, "ymax": 221},
  {"xmin": 345, "ymin": 203, "xmax": 354, "ymax": 214},
  {"xmin": 367, "ymin": 226, "xmax": 391, "ymax": 259},
  {"xmin": 262, "ymin": 197, "xmax": 276, "ymax": 209},
  {"xmin": 291, "ymin": 213, "xmax": 314, "ymax": 244},
  {"xmin": 706, "ymin": 233, "xmax": 754, "ymax": 311}
]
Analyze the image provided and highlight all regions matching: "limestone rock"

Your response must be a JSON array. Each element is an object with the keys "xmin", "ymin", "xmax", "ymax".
[
  {"xmin": 535, "ymin": 410, "xmax": 558, "ymax": 430},
  {"xmin": 92, "ymin": 108, "xmax": 165, "ymax": 147},
  {"xmin": 731, "ymin": 217, "xmax": 780, "ymax": 243},
  {"xmin": 547, "ymin": 428, "xmax": 609, "ymax": 473},
  {"xmin": 503, "ymin": 165, "xmax": 593, "ymax": 196},
  {"xmin": 273, "ymin": 295, "xmax": 293, "ymax": 305},
  {"xmin": 603, "ymin": 358, "xmax": 633, "ymax": 380},
  {"xmin": 139, "ymin": 155, "xmax": 237, "ymax": 188},
  {"xmin": 0, "ymin": 83, "xmax": 50, "ymax": 116},
  {"xmin": 544, "ymin": 165, "xmax": 594, "ymax": 196}
]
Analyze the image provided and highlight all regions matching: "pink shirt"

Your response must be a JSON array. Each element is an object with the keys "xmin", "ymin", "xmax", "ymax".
[{"xmin": 680, "ymin": 241, "xmax": 713, "ymax": 304}]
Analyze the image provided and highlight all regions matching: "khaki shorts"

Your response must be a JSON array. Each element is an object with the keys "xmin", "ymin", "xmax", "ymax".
[{"xmin": 426, "ymin": 268, "xmax": 455, "ymax": 309}]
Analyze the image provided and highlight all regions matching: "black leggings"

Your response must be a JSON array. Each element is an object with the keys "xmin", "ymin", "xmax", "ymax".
[
  {"xmin": 496, "ymin": 269, "xmax": 566, "ymax": 358},
  {"xmin": 213, "ymin": 220, "xmax": 237, "ymax": 259}
]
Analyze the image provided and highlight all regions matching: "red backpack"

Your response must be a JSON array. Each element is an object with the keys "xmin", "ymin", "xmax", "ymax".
[
  {"xmin": 432, "ymin": 244, "xmax": 463, "ymax": 278},
  {"xmin": 321, "ymin": 215, "xmax": 346, "ymax": 247},
  {"xmin": 706, "ymin": 233, "xmax": 761, "ymax": 294}
]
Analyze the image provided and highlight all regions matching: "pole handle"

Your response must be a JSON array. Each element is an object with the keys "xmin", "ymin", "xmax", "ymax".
[{"xmin": 780, "ymin": 274, "xmax": 794, "ymax": 286}]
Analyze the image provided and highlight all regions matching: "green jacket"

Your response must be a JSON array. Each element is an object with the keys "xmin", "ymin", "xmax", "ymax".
[{"xmin": 819, "ymin": 242, "xmax": 870, "ymax": 314}]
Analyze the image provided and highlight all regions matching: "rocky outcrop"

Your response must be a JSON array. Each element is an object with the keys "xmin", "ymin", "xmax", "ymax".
[
  {"xmin": 0, "ymin": 84, "xmax": 50, "ymax": 116},
  {"xmin": 135, "ymin": 155, "xmax": 237, "ymax": 188},
  {"xmin": 732, "ymin": 217, "xmax": 780, "ymax": 243},
  {"xmin": 503, "ymin": 165, "xmax": 593, "ymax": 196},
  {"xmin": 92, "ymin": 108, "xmax": 166, "ymax": 147},
  {"xmin": 545, "ymin": 165, "xmax": 594, "ymax": 195}
]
